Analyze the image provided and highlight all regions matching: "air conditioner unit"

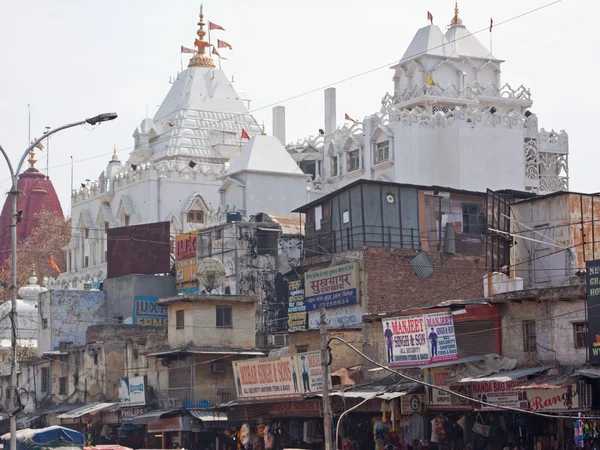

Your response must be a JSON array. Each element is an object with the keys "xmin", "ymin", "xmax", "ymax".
[
  {"xmin": 268, "ymin": 334, "xmax": 288, "ymax": 348},
  {"xmin": 211, "ymin": 362, "xmax": 226, "ymax": 373}
]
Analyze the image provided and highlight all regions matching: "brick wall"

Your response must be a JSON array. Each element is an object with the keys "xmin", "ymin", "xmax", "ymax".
[
  {"xmin": 86, "ymin": 324, "xmax": 166, "ymax": 343},
  {"xmin": 364, "ymin": 247, "xmax": 487, "ymax": 313}
]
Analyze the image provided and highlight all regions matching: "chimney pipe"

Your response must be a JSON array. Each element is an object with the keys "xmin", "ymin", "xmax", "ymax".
[
  {"xmin": 272, "ymin": 106, "xmax": 286, "ymax": 146},
  {"xmin": 324, "ymin": 88, "xmax": 337, "ymax": 136}
]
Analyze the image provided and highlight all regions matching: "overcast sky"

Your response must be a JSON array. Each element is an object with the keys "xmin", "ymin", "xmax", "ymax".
[{"xmin": 0, "ymin": 0, "xmax": 593, "ymax": 215}]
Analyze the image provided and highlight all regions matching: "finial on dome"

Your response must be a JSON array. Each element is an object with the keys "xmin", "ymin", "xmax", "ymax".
[
  {"xmin": 28, "ymin": 149, "xmax": 37, "ymax": 168},
  {"xmin": 112, "ymin": 145, "xmax": 119, "ymax": 161},
  {"xmin": 188, "ymin": 4, "xmax": 216, "ymax": 69},
  {"xmin": 450, "ymin": 1, "xmax": 463, "ymax": 26},
  {"xmin": 261, "ymin": 124, "xmax": 266, "ymax": 135}
]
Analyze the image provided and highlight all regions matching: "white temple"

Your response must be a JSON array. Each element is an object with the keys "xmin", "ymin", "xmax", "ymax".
[
  {"xmin": 284, "ymin": 4, "xmax": 569, "ymax": 198},
  {"xmin": 55, "ymin": 8, "xmax": 311, "ymax": 289}
]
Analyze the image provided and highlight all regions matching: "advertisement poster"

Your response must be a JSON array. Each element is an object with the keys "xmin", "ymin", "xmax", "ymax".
[
  {"xmin": 525, "ymin": 384, "xmax": 581, "ymax": 412},
  {"xmin": 175, "ymin": 233, "xmax": 198, "ymax": 294},
  {"xmin": 288, "ymin": 279, "xmax": 307, "ymax": 331},
  {"xmin": 383, "ymin": 312, "xmax": 458, "ymax": 367},
  {"xmin": 383, "ymin": 315, "xmax": 429, "ymax": 367},
  {"xmin": 233, "ymin": 353, "xmax": 330, "ymax": 401},
  {"xmin": 425, "ymin": 367, "xmax": 471, "ymax": 410},
  {"xmin": 308, "ymin": 304, "xmax": 362, "ymax": 330},
  {"xmin": 296, "ymin": 351, "xmax": 332, "ymax": 393},
  {"xmin": 133, "ymin": 296, "xmax": 168, "ymax": 326},
  {"xmin": 424, "ymin": 312, "xmax": 458, "ymax": 364},
  {"xmin": 304, "ymin": 263, "xmax": 359, "ymax": 311},
  {"xmin": 469, "ymin": 378, "xmax": 528, "ymax": 411},
  {"xmin": 587, "ymin": 260, "xmax": 600, "ymax": 364},
  {"xmin": 233, "ymin": 356, "xmax": 302, "ymax": 401},
  {"xmin": 118, "ymin": 376, "xmax": 146, "ymax": 407}
]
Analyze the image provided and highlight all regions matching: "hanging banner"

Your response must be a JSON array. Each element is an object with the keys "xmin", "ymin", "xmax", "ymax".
[
  {"xmin": 288, "ymin": 279, "xmax": 307, "ymax": 331},
  {"xmin": 424, "ymin": 311, "xmax": 458, "ymax": 364},
  {"xmin": 587, "ymin": 260, "xmax": 600, "ymax": 364},
  {"xmin": 296, "ymin": 351, "xmax": 332, "ymax": 393},
  {"xmin": 175, "ymin": 233, "xmax": 198, "ymax": 294},
  {"xmin": 304, "ymin": 263, "xmax": 359, "ymax": 311},
  {"xmin": 383, "ymin": 312, "xmax": 458, "ymax": 367},
  {"xmin": 383, "ymin": 315, "xmax": 429, "ymax": 367}
]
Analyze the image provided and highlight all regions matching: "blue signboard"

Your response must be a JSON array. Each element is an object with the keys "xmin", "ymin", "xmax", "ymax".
[
  {"xmin": 304, "ymin": 263, "xmax": 359, "ymax": 311},
  {"xmin": 133, "ymin": 296, "xmax": 168, "ymax": 326}
]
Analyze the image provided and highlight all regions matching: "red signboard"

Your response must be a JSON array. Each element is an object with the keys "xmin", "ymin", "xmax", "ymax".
[
  {"xmin": 107, "ymin": 221, "xmax": 171, "ymax": 278},
  {"xmin": 147, "ymin": 417, "xmax": 182, "ymax": 433}
]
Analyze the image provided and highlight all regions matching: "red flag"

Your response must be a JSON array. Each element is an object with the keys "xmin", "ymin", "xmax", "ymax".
[
  {"xmin": 209, "ymin": 21, "xmax": 225, "ymax": 31},
  {"xmin": 241, "ymin": 129, "xmax": 250, "ymax": 140},
  {"xmin": 217, "ymin": 39, "xmax": 233, "ymax": 50},
  {"xmin": 194, "ymin": 39, "xmax": 212, "ymax": 48},
  {"xmin": 49, "ymin": 254, "xmax": 61, "ymax": 274},
  {"xmin": 489, "ymin": 17, "xmax": 493, "ymax": 32},
  {"xmin": 212, "ymin": 47, "xmax": 227, "ymax": 60},
  {"xmin": 344, "ymin": 113, "xmax": 357, "ymax": 125},
  {"xmin": 180, "ymin": 46, "xmax": 196, "ymax": 54},
  {"xmin": 427, "ymin": 11, "xmax": 433, "ymax": 24},
  {"xmin": 168, "ymin": 121, "xmax": 175, "ymax": 127}
]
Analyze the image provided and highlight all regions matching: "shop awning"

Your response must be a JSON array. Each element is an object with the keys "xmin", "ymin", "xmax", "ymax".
[
  {"xmin": 311, "ymin": 391, "xmax": 407, "ymax": 400},
  {"xmin": 147, "ymin": 349, "xmax": 265, "ymax": 357},
  {"xmin": 58, "ymin": 402, "xmax": 116, "ymax": 419},
  {"xmin": 132, "ymin": 409, "xmax": 178, "ymax": 425},
  {"xmin": 16, "ymin": 416, "xmax": 39, "ymax": 428},
  {"xmin": 188, "ymin": 410, "xmax": 228, "ymax": 421},
  {"xmin": 511, "ymin": 373, "xmax": 580, "ymax": 389},
  {"xmin": 457, "ymin": 366, "xmax": 549, "ymax": 383},
  {"xmin": 578, "ymin": 368, "xmax": 600, "ymax": 379}
]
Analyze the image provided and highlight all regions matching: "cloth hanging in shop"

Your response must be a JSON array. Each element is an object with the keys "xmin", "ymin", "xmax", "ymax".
[{"xmin": 407, "ymin": 414, "xmax": 424, "ymax": 442}]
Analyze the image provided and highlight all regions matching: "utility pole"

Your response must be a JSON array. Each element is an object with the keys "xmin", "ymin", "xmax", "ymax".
[{"xmin": 320, "ymin": 308, "xmax": 333, "ymax": 450}]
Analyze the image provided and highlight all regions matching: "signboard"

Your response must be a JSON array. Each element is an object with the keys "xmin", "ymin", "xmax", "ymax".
[
  {"xmin": 296, "ymin": 351, "xmax": 332, "ymax": 393},
  {"xmin": 465, "ymin": 379, "xmax": 527, "ymax": 411},
  {"xmin": 232, "ymin": 353, "xmax": 330, "ymax": 401},
  {"xmin": 424, "ymin": 312, "xmax": 458, "ymax": 364},
  {"xmin": 525, "ymin": 384, "xmax": 582, "ymax": 412},
  {"xmin": 587, "ymin": 260, "xmax": 600, "ymax": 364},
  {"xmin": 383, "ymin": 315, "xmax": 429, "ymax": 367},
  {"xmin": 424, "ymin": 367, "xmax": 471, "ymax": 410},
  {"xmin": 308, "ymin": 304, "xmax": 362, "ymax": 330},
  {"xmin": 233, "ymin": 356, "xmax": 302, "ymax": 401},
  {"xmin": 401, "ymin": 394, "xmax": 425, "ymax": 414},
  {"xmin": 147, "ymin": 417, "xmax": 183, "ymax": 433},
  {"xmin": 304, "ymin": 263, "xmax": 359, "ymax": 311},
  {"xmin": 120, "ymin": 408, "xmax": 147, "ymax": 423},
  {"xmin": 383, "ymin": 312, "xmax": 458, "ymax": 367},
  {"xmin": 118, "ymin": 376, "xmax": 146, "ymax": 407},
  {"xmin": 288, "ymin": 279, "xmax": 306, "ymax": 331},
  {"xmin": 176, "ymin": 233, "xmax": 198, "ymax": 294},
  {"xmin": 133, "ymin": 296, "xmax": 168, "ymax": 326}
]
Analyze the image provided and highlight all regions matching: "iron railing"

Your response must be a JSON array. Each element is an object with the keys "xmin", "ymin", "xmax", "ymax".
[{"xmin": 159, "ymin": 385, "xmax": 236, "ymax": 408}]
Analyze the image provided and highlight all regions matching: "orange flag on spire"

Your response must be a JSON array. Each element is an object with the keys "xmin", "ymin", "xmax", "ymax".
[
  {"xmin": 194, "ymin": 39, "xmax": 212, "ymax": 48},
  {"xmin": 49, "ymin": 254, "xmax": 61, "ymax": 274},
  {"xmin": 212, "ymin": 47, "xmax": 227, "ymax": 60},
  {"xmin": 181, "ymin": 46, "xmax": 196, "ymax": 54},
  {"xmin": 217, "ymin": 39, "xmax": 233, "ymax": 50},
  {"xmin": 427, "ymin": 11, "xmax": 433, "ymax": 24},
  {"xmin": 209, "ymin": 21, "xmax": 225, "ymax": 31},
  {"xmin": 241, "ymin": 129, "xmax": 250, "ymax": 140},
  {"xmin": 344, "ymin": 113, "xmax": 357, "ymax": 125}
]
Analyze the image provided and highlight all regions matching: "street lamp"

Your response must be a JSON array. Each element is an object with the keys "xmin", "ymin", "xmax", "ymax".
[{"xmin": 0, "ymin": 112, "xmax": 117, "ymax": 450}]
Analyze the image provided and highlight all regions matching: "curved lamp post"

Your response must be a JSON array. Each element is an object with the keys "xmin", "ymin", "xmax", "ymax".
[{"xmin": 0, "ymin": 112, "xmax": 117, "ymax": 450}]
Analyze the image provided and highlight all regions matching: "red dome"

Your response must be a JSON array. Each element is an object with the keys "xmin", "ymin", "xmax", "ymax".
[{"xmin": 0, "ymin": 165, "xmax": 64, "ymax": 262}]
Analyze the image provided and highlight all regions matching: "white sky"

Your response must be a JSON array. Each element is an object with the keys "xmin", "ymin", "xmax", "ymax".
[{"xmin": 0, "ymin": 0, "xmax": 595, "ymax": 215}]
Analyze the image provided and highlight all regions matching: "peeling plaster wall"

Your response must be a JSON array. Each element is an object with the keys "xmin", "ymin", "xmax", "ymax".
[
  {"xmin": 501, "ymin": 299, "xmax": 587, "ymax": 366},
  {"xmin": 38, "ymin": 290, "xmax": 105, "ymax": 354}
]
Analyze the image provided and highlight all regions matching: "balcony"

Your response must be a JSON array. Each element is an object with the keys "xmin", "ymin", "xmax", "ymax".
[{"xmin": 158, "ymin": 385, "xmax": 236, "ymax": 409}]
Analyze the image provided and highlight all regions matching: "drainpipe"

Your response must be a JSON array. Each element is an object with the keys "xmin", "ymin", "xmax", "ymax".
[{"xmin": 495, "ymin": 315, "xmax": 502, "ymax": 355}]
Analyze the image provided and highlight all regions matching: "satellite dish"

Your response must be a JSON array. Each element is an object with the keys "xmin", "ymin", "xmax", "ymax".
[{"xmin": 197, "ymin": 258, "xmax": 227, "ymax": 293}]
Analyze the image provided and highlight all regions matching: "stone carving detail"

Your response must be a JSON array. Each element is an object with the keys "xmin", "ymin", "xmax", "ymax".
[{"xmin": 524, "ymin": 138, "xmax": 539, "ymax": 180}]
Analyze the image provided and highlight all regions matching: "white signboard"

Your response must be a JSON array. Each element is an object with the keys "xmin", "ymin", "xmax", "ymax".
[
  {"xmin": 308, "ymin": 304, "xmax": 362, "ymax": 330},
  {"xmin": 383, "ymin": 315, "xmax": 429, "ymax": 367},
  {"xmin": 383, "ymin": 312, "xmax": 458, "ymax": 367},
  {"xmin": 119, "ymin": 376, "xmax": 146, "ymax": 407},
  {"xmin": 233, "ymin": 356, "xmax": 302, "ymax": 401},
  {"xmin": 296, "ymin": 351, "xmax": 332, "ymax": 393}
]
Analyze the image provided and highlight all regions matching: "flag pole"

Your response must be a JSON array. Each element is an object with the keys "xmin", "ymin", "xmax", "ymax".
[
  {"xmin": 28, "ymin": 104, "xmax": 31, "ymax": 145},
  {"xmin": 489, "ymin": 18, "xmax": 493, "ymax": 54}
]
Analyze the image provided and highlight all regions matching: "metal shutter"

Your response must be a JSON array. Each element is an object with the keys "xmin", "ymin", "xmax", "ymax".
[{"xmin": 455, "ymin": 320, "xmax": 497, "ymax": 357}]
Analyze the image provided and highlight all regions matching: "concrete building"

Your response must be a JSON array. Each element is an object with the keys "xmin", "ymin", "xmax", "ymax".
[
  {"xmin": 284, "ymin": 5, "xmax": 568, "ymax": 198},
  {"xmin": 145, "ymin": 293, "xmax": 264, "ymax": 409},
  {"xmin": 195, "ymin": 213, "xmax": 304, "ymax": 347}
]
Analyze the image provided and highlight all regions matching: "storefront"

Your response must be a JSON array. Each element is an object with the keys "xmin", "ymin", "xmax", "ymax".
[
  {"xmin": 118, "ymin": 407, "xmax": 147, "ymax": 448},
  {"xmin": 57, "ymin": 402, "xmax": 117, "ymax": 446}
]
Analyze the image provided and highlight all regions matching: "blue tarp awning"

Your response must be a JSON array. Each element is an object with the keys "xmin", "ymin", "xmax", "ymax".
[{"xmin": 1, "ymin": 425, "xmax": 84, "ymax": 450}]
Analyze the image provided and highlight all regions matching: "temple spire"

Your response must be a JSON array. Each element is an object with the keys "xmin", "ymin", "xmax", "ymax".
[
  {"xmin": 450, "ymin": 1, "xmax": 463, "ymax": 26},
  {"xmin": 188, "ymin": 5, "xmax": 216, "ymax": 69},
  {"xmin": 28, "ymin": 149, "xmax": 36, "ymax": 168},
  {"xmin": 112, "ymin": 145, "xmax": 119, "ymax": 161}
]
